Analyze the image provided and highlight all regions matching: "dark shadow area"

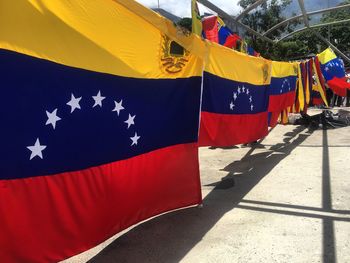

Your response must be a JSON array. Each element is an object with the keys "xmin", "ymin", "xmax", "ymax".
[
  {"xmin": 234, "ymin": 205, "xmax": 350, "ymax": 222},
  {"xmin": 240, "ymin": 199, "xmax": 350, "ymax": 215},
  {"xmin": 204, "ymin": 177, "xmax": 235, "ymax": 190},
  {"xmin": 208, "ymin": 145, "xmax": 239, "ymax": 150},
  {"xmin": 322, "ymin": 128, "xmax": 336, "ymax": 263},
  {"xmin": 89, "ymin": 125, "xmax": 312, "ymax": 263},
  {"xmin": 263, "ymin": 144, "xmax": 350, "ymax": 148}
]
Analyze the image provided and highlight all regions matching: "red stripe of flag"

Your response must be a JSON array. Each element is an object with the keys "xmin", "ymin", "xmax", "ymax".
[{"xmin": 0, "ymin": 143, "xmax": 201, "ymax": 263}]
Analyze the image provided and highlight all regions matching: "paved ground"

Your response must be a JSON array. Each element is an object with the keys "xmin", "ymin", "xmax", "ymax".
[{"xmin": 64, "ymin": 109, "xmax": 350, "ymax": 263}]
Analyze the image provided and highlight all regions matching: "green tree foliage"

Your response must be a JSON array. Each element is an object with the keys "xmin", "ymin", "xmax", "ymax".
[
  {"xmin": 240, "ymin": 0, "xmax": 350, "ymax": 61},
  {"xmin": 238, "ymin": 0, "xmax": 294, "ymax": 60},
  {"xmin": 319, "ymin": 0, "xmax": 350, "ymax": 57},
  {"xmin": 177, "ymin": 17, "xmax": 192, "ymax": 32}
]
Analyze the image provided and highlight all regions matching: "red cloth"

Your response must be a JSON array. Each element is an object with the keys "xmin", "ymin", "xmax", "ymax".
[
  {"xmin": 202, "ymin": 16, "xmax": 219, "ymax": 43},
  {"xmin": 327, "ymin": 77, "xmax": 350, "ymax": 97},
  {"xmin": 268, "ymin": 92, "xmax": 295, "ymax": 113},
  {"xmin": 199, "ymin": 111, "xmax": 268, "ymax": 147},
  {"xmin": 223, "ymin": 34, "xmax": 241, "ymax": 49},
  {"xmin": 0, "ymin": 143, "xmax": 201, "ymax": 262}
]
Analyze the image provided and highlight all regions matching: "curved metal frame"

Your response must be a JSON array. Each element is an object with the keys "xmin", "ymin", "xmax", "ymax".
[
  {"xmin": 263, "ymin": 4, "xmax": 350, "ymax": 36},
  {"xmin": 196, "ymin": 0, "xmax": 350, "ymax": 62},
  {"xmin": 278, "ymin": 19, "xmax": 350, "ymax": 42}
]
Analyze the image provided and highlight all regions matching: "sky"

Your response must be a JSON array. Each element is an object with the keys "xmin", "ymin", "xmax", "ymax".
[
  {"xmin": 135, "ymin": 0, "xmax": 344, "ymax": 19},
  {"xmin": 135, "ymin": 0, "xmax": 242, "ymax": 18}
]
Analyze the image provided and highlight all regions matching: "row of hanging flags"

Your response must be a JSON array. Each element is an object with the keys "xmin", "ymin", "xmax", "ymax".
[
  {"xmin": 0, "ymin": 0, "xmax": 349, "ymax": 262},
  {"xmin": 201, "ymin": 15, "xmax": 260, "ymax": 56}
]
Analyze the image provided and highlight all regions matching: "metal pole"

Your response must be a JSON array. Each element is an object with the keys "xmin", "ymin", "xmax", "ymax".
[
  {"xmin": 235, "ymin": 0, "xmax": 268, "ymax": 21},
  {"xmin": 158, "ymin": 0, "xmax": 159, "ymax": 8},
  {"xmin": 328, "ymin": 0, "xmax": 331, "ymax": 42}
]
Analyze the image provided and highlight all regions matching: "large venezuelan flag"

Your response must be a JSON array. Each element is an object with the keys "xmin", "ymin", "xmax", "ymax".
[
  {"xmin": 268, "ymin": 61, "xmax": 298, "ymax": 127},
  {"xmin": 199, "ymin": 43, "xmax": 271, "ymax": 147},
  {"xmin": 0, "ymin": 1, "xmax": 204, "ymax": 262}
]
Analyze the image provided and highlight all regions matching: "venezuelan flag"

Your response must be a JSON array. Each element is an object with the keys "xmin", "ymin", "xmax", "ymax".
[
  {"xmin": 0, "ymin": 1, "xmax": 204, "ymax": 262},
  {"xmin": 199, "ymin": 43, "xmax": 271, "ymax": 147},
  {"xmin": 268, "ymin": 61, "xmax": 298, "ymax": 127},
  {"xmin": 317, "ymin": 48, "xmax": 350, "ymax": 96}
]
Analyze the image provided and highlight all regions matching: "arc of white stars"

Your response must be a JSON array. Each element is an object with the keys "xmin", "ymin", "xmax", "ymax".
[
  {"xmin": 67, "ymin": 93, "xmax": 82, "ymax": 113},
  {"xmin": 46, "ymin": 109, "xmax": 61, "ymax": 129},
  {"xmin": 130, "ymin": 132, "xmax": 141, "ymax": 146},
  {"xmin": 125, "ymin": 114, "xmax": 135, "ymax": 129},
  {"xmin": 112, "ymin": 100, "xmax": 125, "ymax": 116},
  {"xmin": 27, "ymin": 138, "xmax": 47, "ymax": 160},
  {"xmin": 92, "ymin": 90, "xmax": 105, "ymax": 108}
]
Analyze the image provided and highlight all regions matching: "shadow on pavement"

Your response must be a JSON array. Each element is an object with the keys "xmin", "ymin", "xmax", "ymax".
[{"xmin": 89, "ymin": 126, "xmax": 312, "ymax": 263}]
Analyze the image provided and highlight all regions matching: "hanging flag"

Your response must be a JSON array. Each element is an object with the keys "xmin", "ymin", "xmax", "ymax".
[
  {"xmin": 191, "ymin": 0, "xmax": 202, "ymax": 36},
  {"xmin": 217, "ymin": 17, "xmax": 233, "ymax": 45},
  {"xmin": 202, "ymin": 15, "xmax": 219, "ymax": 43},
  {"xmin": 268, "ymin": 61, "xmax": 298, "ymax": 127},
  {"xmin": 240, "ymin": 39, "xmax": 248, "ymax": 53},
  {"xmin": 247, "ymin": 46, "xmax": 255, "ymax": 56},
  {"xmin": 302, "ymin": 61, "xmax": 311, "ymax": 105},
  {"xmin": 199, "ymin": 43, "xmax": 271, "ymax": 147},
  {"xmin": 0, "ymin": 1, "xmax": 204, "ymax": 262},
  {"xmin": 317, "ymin": 48, "xmax": 350, "ymax": 96},
  {"xmin": 223, "ymin": 34, "xmax": 241, "ymax": 49},
  {"xmin": 296, "ymin": 62, "xmax": 305, "ymax": 111},
  {"xmin": 312, "ymin": 57, "xmax": 328, "ymax": 106}
]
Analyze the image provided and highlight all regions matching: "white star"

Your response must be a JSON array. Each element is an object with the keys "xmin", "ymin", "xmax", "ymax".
[
  {"xmin": 45, "ymin": 109, "xmax": 61, "ymax": 129},
  {"xmin": 242, "ymin": 86, "xmax": 245, "ymax": 93},
  {"xmin": 130, "ymin": 132, "xmax": 141, "ymax": 146},
  {"xmin": 92, "ymin": 90, "xmax": 105, "ymax": 108},
  {"xmin": 230, "ymin": 101, "xmax": 235, "ymax": 110},
  {"xmin": 251, "ymin": 105, "xmax": 254, "ymax": 111},
  {"xmin": 112, "ymin": 100, "xmax": 125, "ymax": 116},
  {"xmin": 246, "ymin": 88, "xmax": 249, "ymax": 95},
  {"xmin": 280, "ymin": 89, "xmax": 283, "ymax": 93},
  {"xmin": 27, "ymin": 138, "xmax": 47, "ymax": 160},
  {"xmin": 67, "ymin": 94, "xmax": 82, "ymax": 113},
  {"xmin": 233, "ymin": 92, "xmax": 237, "ymax": 101},
  {"xmin": 237, "ymin": 87, "xmax": 241, "ymax": 94},
  {"xmin": 125, "ymin": 114, "xmax": 135, "ymax": 129},
  {"xmin": 249, "ymin": 96, "xmax": 253, "ymax": 103},
  {"xmin": 325, "ymin": 67, "xmax": 329, "ymax": 71}
]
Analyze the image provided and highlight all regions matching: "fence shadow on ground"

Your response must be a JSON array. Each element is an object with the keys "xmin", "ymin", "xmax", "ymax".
[{"xmin": 89, "ymin": 126, "xmax": 313, "ymax": 263}]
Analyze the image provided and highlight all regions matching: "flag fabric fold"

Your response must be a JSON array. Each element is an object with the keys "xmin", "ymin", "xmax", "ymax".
[
  {"xmin": 199, "ymin": 43, "xmax": 271, "ymax": 147},
  {"xmin": 0, "ymin": 1, "xmax": 203, "ymax": 262}
]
